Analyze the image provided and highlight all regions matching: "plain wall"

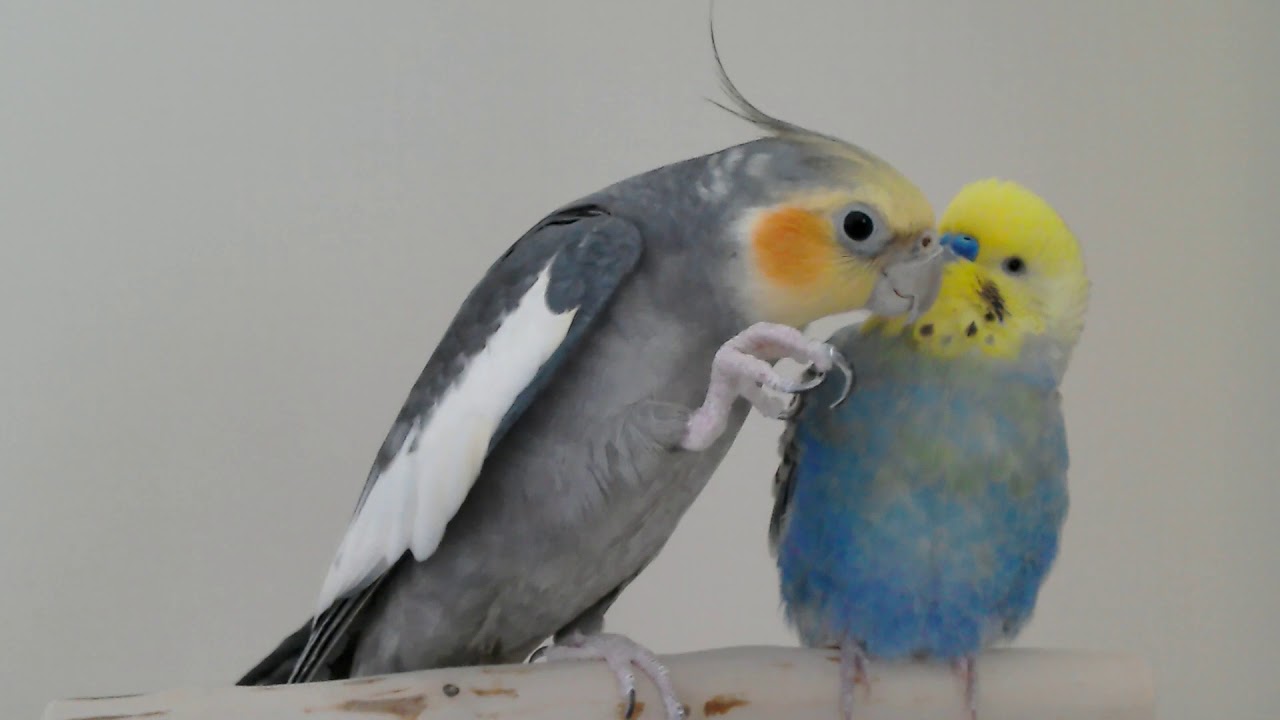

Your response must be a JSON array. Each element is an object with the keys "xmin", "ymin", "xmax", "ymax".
[{"xmin": 2, "ymin": 2, "xmax": 1277, "ymax": 718}]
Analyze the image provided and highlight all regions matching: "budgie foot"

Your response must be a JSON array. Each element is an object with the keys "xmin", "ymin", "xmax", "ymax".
[
  {"xmin": 952, "ymin": 656, "xmax": 978, "ymax": 720},
  {"xmin": 838, "ymin": 644, "xmax": 870, "ymax": 720},
  {"xmin": 534, "ymin": 632, "xmax": 685, "ymax": 720},
  {"xmin": 681, "ymin": 322, "xmax": 852, "ymax": 451}
]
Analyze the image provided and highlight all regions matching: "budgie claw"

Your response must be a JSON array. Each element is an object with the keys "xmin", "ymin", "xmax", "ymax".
[
  {"xmin": 536, "ymin": 632, "xmax": 685, "ymax": 720},
  {"xmin": 682, "ymin": 322, "xmax": 843, "ymax": 451}
]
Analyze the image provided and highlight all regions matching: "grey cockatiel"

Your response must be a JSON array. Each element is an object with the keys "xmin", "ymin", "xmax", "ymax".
[{"xmin": 237, "ymin": 62, "xmax": 950, "ymax": 720}]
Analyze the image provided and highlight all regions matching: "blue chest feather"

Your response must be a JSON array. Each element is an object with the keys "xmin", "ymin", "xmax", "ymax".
[{"xmin": 774, "ymin": 331, "xmax": 1069, "ymax": 659}]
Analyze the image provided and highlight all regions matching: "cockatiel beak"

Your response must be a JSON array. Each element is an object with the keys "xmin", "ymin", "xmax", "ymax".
[{"xmin": 867, "ymin": 230, "xmax": 972, "ymax": 323}]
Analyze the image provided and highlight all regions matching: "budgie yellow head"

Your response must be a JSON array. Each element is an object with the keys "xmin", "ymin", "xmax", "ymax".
[{"xmin": 866, "ymin": 178, "xmax": 1089, "ymax": 375}]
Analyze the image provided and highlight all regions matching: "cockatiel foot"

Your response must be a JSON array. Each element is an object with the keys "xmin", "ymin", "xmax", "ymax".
[
  {"xmin": 535, "ymin": 632, "xmax": 685, "ymax": 720},
  {"xmin": 681, "ymin": 322, "xmax": 852, "ymax": 451}
]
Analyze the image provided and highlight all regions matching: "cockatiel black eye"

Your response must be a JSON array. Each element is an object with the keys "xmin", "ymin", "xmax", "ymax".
[{"xmin": 842, "ymin": 211, "xmax": 875, "ymax": 241}]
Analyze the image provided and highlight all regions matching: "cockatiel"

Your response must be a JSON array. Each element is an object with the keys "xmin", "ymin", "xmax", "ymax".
[{"xmin": 238, "ymin": 50, "xmax": 950, "ymax": 720}]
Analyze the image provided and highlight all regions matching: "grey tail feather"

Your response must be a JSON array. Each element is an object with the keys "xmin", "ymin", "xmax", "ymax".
[
  {"xmin": 236, "ymin": 622, "xmax": 312, "ymax": 686},
  {"xmin": 287, "ymin": 574, "xmax": 386, "ymax": 683}
]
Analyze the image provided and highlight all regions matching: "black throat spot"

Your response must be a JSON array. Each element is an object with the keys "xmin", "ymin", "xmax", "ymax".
[{"xmin": 978, "ymin": 279, "xmax": 1008, "ymax": 322}]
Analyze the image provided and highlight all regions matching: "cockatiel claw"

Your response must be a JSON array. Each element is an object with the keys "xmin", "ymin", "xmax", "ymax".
[
  {"xmin": 682, "ymin": 323, "xmax": 853, "ymax": 450},
  {"xmin": 827, "ymin": 346, "xmax": 855, "ymax": 408}
]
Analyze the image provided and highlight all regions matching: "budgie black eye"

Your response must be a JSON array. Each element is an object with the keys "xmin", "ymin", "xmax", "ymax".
[
  {"xmin": 842, "ymin": 211, "xmax": 875, "ymax": 241},
  {"xmin": 1003, "ymin": 256, "xmax": 1026, "ymax": 275}
]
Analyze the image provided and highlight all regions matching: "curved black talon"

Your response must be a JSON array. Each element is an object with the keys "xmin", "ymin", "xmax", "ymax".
[
  {"xmin": 527, "ymin": 644, "xmax": 549, "ymax": 663},
  {"xmin": 792, "ymin": 369, "xmax": 826, "ymax": 392},
  {"xmin": 624, "ymin": 687, "xmax": 637, "ymax": 720},
  {"xmin": 827, "ymin": 348, "xmax": 855, "ymax": 408}
]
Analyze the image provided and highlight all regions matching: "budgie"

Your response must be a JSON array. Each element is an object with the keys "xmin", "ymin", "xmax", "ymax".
[{"xmin": 770, "ymin": 178, "xmax": 1089, "ymax": 719}]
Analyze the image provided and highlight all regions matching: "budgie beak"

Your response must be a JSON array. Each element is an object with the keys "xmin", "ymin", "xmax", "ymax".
[{"xmin": 939, "ymin": 233, "xmax": 980, "ymax": 261}]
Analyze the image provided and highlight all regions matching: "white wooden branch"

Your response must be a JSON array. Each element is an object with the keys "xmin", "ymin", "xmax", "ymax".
[{"xmin": 44, "ymin": 646, "xmax": 1153, "ymax": 720}]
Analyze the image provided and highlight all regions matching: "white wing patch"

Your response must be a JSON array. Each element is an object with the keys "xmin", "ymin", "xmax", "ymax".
[{"xmin": 315, "ymin": 265, "xmax": 578, "ymax": 613}]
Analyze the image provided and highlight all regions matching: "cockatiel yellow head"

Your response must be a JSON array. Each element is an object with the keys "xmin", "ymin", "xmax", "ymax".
[
  {"xmin": 738, "ymin": 153, "xmax": 936, "ymax": 327},
  {"xmin": 704, "ymin": 27, "xmax": 940, "ymax": 329},
  {"xmin": 866, "ymin": 178, "xmax": 1089, "ymax": 377}
]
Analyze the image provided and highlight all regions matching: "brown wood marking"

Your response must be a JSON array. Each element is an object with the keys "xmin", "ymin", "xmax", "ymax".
[
  {"xmin": 471, "ymin": 686, "xmax": 518, "ymax": 698},
  {"xmin": 332, "ymin": 695, "xmax": 429, "ymax": 720},
  {"xmin": 703, "ymin": 694, "xmax": 750, "ymax": 716}
]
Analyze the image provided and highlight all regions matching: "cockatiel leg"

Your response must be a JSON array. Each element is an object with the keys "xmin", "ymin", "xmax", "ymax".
[
  {"xmin": 681, "ymin": 322, "xmax": 850, "ymax": 451},
  {"xmin": 537, "ymin": 632, "xmax": 684, "ymax": 720}
]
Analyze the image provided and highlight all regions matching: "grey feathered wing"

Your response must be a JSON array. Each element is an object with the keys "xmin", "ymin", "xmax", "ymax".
[{"xmin": 240, "ymin": 205, "xmax": 644, "ymax": 684}]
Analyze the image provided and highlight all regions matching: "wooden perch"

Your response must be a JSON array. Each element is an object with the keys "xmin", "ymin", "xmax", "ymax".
[{"xmin": 44, "ymin": 646, "xmax": 1154, "ymax": 720}]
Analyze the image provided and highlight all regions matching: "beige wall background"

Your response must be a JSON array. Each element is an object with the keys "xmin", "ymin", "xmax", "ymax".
[{"xmin": 3, "ymin": 2, "xmax": 1277, "ymax": 718}]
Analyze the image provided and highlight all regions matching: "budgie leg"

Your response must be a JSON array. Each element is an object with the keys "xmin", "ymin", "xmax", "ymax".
[
  {"xmin": 839, "ymin": 644, "xmax": 870, "ymax": 720},
  {"xmin": 535, "ymin": 632, "xmax": 685, "ymax": 720},
  {"xmin": 952, "ymin": 656, "xmax": 978, "ymax": 720},
  {"xmin": 681, "ymin": 322, "xmax": 852, "ymax": 451}
]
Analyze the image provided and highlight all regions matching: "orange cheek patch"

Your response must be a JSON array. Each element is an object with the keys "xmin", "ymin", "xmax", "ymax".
[{"xmin": 751, "ymin": 207, "xmax": 836, "ymax": 289}]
